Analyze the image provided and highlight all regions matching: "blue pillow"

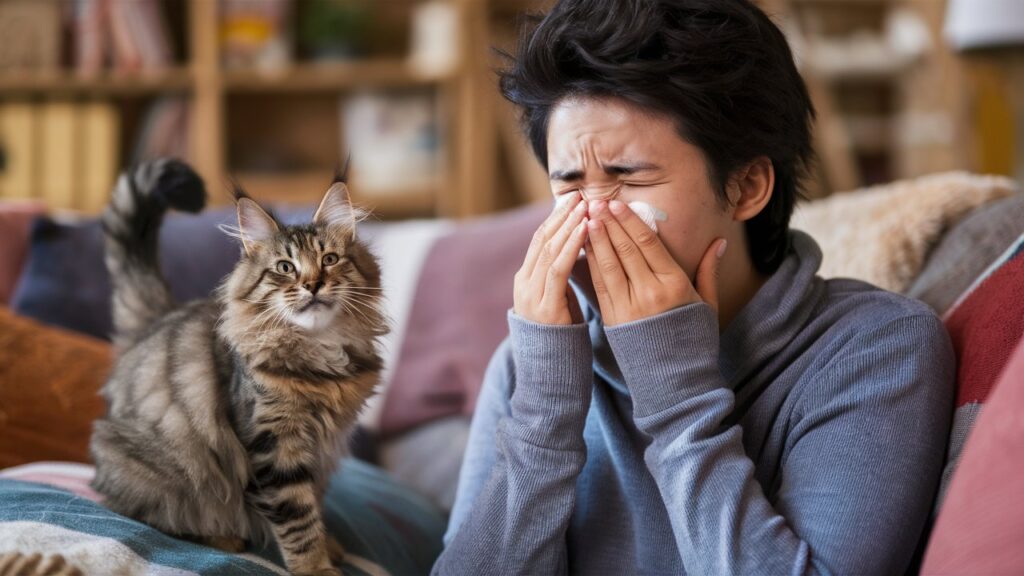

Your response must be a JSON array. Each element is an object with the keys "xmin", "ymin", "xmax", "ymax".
[
  {"xmin": 11, "ymin": 208, "xmax": 240, "ymax": 340},
  {"xmin": 11, "ymin": 206, "xmax": 383, "ymax": 341},
  {"xmin": 0, "ymin": 458, "xmax": 445, "ymax": 575}
]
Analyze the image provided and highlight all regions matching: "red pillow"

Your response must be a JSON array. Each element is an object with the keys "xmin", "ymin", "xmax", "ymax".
[
  {"xmin": 930, "ymin": 234, "xmax": 1024, "ymax": 513},
  {"xmin": 922, "ymin": 337, "xmax": 1024, "ymax": 573},
  {"xmin": 379, "ymin": 203, "xmax": 548, "ymax": 437},
  {"xmin": 0, "ymin": 201, "xmax": 45, "ymax": 305}
]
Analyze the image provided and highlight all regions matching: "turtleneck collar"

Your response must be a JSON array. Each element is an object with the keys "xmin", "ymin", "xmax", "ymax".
[{"xmin": 574, "ymin": 230, "xmax": 827, "ymax": 395}]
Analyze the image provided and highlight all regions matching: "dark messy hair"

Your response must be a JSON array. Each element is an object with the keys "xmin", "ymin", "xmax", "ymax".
[{"xmin": 499, "ymin": 0, "xmax": 815, "ymax": 274}]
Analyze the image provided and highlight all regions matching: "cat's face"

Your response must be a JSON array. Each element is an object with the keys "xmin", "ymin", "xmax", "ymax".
[{"xmin": 224, "ymin": 184, "xmax": 383, "ymax": 333}]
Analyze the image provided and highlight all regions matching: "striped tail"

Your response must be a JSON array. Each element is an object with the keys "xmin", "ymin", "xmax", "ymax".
[{"xmin": 101, "ymin": 159, "xmax": 206, "ymax": 345}]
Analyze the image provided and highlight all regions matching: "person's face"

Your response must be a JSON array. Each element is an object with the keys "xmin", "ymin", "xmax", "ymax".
[{"xmin": 545, "ymin": 96, "xmax": 736, "ymax": 281}]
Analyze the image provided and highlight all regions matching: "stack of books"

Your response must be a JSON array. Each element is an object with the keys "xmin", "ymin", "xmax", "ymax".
[
  {"xmin": 0, "ymin": 97, "xmax": 188, "ymax": 214},
  {"xmin": 73, "ymin": 0, "xmax": 175, "ymax": 76}
]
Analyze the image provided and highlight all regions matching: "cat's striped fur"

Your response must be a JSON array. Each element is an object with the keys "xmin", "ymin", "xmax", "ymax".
[{"xmin": 91, "ymin": 159, "xmax": 387, "ymax": 576}]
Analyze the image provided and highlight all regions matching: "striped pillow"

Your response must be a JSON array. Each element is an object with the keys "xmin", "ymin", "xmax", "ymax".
[{"xmin": 935, "ymin": 231, "xmax": 1024, "ymax": 508}]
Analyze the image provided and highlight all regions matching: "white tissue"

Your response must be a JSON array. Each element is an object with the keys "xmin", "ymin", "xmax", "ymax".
[
  {"xmin": 627, "ymin": 201, "xmax": 668, "ymax": 233},
  {"xmin": 552, "ymin": 195, "xmax": 667, "ymax": 259}
]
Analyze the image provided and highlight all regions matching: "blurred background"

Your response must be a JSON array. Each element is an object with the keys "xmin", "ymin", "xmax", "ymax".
[{"xmin": 0, "ymin": 0, "xmax": 1021, "ymax": 219}]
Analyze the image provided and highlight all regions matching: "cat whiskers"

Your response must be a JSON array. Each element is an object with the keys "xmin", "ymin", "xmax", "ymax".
[{"xmin": 248, "ymin": 304, "xmax": 290, "ymax": 337}]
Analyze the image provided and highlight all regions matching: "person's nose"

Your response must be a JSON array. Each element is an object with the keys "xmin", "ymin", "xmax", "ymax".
[{"xmin": 580, "ymin": 183, "xmax": 622, "ymax": 202}]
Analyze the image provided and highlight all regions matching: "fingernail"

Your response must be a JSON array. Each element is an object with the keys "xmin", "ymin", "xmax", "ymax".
[
  {"xmin": 609, "ymin": 200, "xmax": 625, "ymax": 214},
  {"xmin": 717, "ymin": 239, "xmax": 728, "ymax": 259}
]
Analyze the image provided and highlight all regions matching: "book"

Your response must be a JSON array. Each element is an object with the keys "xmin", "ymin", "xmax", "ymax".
[
  {"xmin": 79, "ymin": 101, "xmax": 120, "ymax": 214},
  {"xmin": 107, "ymin": 0, "xmax": 141, "ymax": 73},
  {"xmin": 39, "ymin": 101, "xmax": 79, "ymax": 211},
  {"xmin": 72, "ymin": 0, "xmax": 105, "ymax": 76},
  {"xmin": 133, "ymin": 97, "xmax": 189, "ymax": 163},
  {"xmin": 0, "ymin": 102, "xmax": 39, "ymax": 200},
  {"xmin": 127, "ymin": 0, "xmax": 172, "ymax": 72}
]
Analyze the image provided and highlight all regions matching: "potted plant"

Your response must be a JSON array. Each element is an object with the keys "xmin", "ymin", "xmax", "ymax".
[{"xmin": 299, "ymin": 0, "xmax": 372, "ymax": 62}]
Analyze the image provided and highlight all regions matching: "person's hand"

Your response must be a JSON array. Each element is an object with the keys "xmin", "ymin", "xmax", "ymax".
[
  {"xmin": 514, "ymin": 191, "xmax": 589, "ymax": 325},
  {"xmin": 585, "ymin": 199, "xmax": 727, "ymax": 327}
]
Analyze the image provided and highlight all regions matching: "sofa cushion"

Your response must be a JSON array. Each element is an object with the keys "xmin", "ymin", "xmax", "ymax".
[
  {"xmin": 378, "ymin": 202, "xmax": 547, "ymax": 437},
  {"xmin": 0, "ymin": 201, "xmax": 45, "ymax": 306},
  {"xmin": 922, "ymin": 336, "xmax": 1024, "ymax": 573},
  {"xmin": 908, "ymin": 194, "xmax": 1024, "ymax": 315},
  {"xmin": 934, "ymin": 232, "xmax": 1024, "ymax": 509},
  {"xmin": 0, "ymin": 308, "xmax": 110, "ymax": 469}
]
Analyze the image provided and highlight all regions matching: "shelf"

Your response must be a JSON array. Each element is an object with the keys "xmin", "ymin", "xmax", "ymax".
[
  {"xmin": 0, "ymin": 68, "xmax": 193, "ymax": 96},
  {"xmin": 223, "ymin": 59, "xmax": 457, "ymax": 93},
  {"xmin": 231, "ymin": 171, "xmax": 438, "ymax": 219},
  {"xmin": 790, "ymin": 0, "xmax": 889, "ymax": 4}
]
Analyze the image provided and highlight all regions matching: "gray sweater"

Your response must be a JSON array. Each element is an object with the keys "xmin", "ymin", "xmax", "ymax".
[{"xmin": 435, "ymin": 231, "xmax": 955, "ymax": 575}]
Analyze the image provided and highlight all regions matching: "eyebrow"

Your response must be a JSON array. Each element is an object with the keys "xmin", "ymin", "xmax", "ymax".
[{"xmin": 549, "ymin": 162, "xmax": 662, "ymax": 181}]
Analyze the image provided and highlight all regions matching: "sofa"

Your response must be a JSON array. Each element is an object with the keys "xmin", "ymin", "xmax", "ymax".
[{"xmin": 0, "ymin": 171, "xmax": 1022, "ymax": 574}]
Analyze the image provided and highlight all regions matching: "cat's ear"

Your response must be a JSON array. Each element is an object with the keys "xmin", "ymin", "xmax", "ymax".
[
  {"xmin": 236, "ymin": 198, "xmax": 279, "ymax": 254},
  {"xmin": 313, "ymin": 182, "xmax": 356, "ymax": 233}
]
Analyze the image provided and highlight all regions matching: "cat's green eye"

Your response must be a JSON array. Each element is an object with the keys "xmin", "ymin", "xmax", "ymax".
[
  {"xmin": 275, "ymin": 261, "xmax": 294, "ymax": 274},
  {"xmin": 322, "ymin": 253, "xmax": 340, "ymax": 266}
]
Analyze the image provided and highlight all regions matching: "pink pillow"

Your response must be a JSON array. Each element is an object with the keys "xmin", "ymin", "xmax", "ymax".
[
  {"xmin": 0, "ymin": 201, "xmax": 45, "ymax": 305},
  {"xmin": 379, "ymin": 203, "xmax": 548, "ymax": 437},
  {"xmin": 922, "ymin": 336, "xmax": 1024, "ymax": 574}
]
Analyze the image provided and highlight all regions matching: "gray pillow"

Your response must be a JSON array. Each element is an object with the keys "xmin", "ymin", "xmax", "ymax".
[{"xmin": 907, "ymin": 194, "xmax": 1024, "ymax": 315}]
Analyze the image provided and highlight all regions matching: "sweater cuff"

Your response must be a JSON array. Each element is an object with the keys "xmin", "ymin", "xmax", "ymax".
[
  {"xmin": 603, "ymin": 303, "xmax": 723, "ymax": 418},
  {"xmin": 506, "ymin": 310, "xmax": 594, "ymax": 450}
]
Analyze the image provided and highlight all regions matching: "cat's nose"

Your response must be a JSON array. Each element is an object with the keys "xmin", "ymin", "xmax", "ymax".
[{"xmin": 303, "ymin": 281, "xmax": 324, "ymax": 294}]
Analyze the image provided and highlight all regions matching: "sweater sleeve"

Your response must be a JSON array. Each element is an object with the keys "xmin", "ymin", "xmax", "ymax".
[
  {"xmin": 433, "ymin": 311, "xmax": 594, "ymax": 575},
  {"xmin": 603, "ymin": 302, "xmax": 955, "ymax": 576}
]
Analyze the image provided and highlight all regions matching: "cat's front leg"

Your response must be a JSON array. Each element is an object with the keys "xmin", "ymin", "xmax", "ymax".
[{"xmin": 250, "ymin": 486, "xmax": 339, "ymax": 576}]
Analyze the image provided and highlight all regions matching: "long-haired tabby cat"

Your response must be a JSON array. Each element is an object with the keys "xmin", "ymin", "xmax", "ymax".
[{"xmin": 90, "ymin": 159, "xmax": 387, "ymax": 576}]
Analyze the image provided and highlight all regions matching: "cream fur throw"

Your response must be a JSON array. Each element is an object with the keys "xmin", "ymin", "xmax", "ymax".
[{"xmin": 791, "ymin": 172, "xmax": 1019, "ymax": 293}]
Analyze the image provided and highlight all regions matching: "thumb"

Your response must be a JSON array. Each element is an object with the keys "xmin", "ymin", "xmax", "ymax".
[{"xmin": 695, "ymin": 238, "xmax": 727, "ymax": 312}]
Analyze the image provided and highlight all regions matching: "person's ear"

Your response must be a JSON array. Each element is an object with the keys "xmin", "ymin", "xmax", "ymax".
[{"xmin": 727, "ymin": 156, "xmax": 774, "ymax": 222}]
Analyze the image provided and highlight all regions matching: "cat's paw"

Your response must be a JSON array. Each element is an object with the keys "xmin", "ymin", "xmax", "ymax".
[
  {"xmin": 326, "ymin": 536, "xmax": 347, "ymax": 565},
  {"xmin": 296, "ymin": 568, "xmax": 343, "ymax": 576},
  {"xmin": 201, "ymin": 535, "xmax": 246, "ymax": 553}
]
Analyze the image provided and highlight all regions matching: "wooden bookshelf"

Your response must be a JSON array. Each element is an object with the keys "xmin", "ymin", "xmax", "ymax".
[
  {"xmin": 0, "ymin": 68, "xmax": 193, "ymax": 96},
  {"xmin": 0, "ymin": 0, "xmax": 498, "ymax": 220},
  {"xmin": 234, "ymin": 171, "xmax": 438, "ymax": 219},
  {"xmin": 759, "ymin": 0, "xmax": 971, "ymax": 194},
  {"xmin": 223, "ymin": 60, "xmax": 458, "ymax": 93}
]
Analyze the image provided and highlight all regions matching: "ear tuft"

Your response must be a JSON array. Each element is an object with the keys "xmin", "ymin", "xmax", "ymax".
[
  {"xmin": 236, "ymin": 197, "xmax": 279, "ymax": 254},
  {"xmin": 332, "ymin": 154, "xmax": 351, "ymax": 185}
]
